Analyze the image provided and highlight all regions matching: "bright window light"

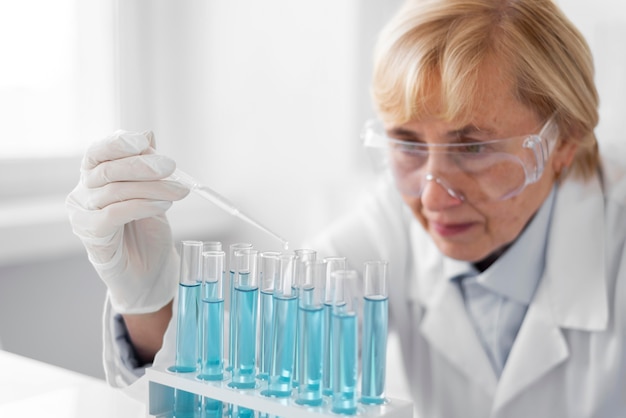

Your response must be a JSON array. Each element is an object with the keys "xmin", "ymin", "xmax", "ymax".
[{"xmin": 0, "ymin": 0, "xmax": 116, "ymax": 160}]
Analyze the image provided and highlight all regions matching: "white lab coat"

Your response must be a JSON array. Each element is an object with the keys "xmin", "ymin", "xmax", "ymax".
[{"xmin": 103, "ymin": 150, "xmax": 626, "ymax": 417}]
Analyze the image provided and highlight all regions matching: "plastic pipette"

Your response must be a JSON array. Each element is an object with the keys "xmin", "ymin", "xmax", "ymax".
[{"xmin": 168, "ymin": 169, "xmax": 289, "ymax": 250}]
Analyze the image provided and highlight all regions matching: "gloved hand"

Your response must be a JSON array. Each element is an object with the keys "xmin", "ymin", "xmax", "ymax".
[{"xmin": 66, "ymin": 130, "xmax": 190, "ymax": 314}]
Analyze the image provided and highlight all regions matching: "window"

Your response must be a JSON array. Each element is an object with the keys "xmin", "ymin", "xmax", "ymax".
[
  {"xmin": 0, "ymin": 1, "xmax": 116, "ymax": 159},
  {"xmin": 0, "ymin": 1, "xmax": 116, "ymax": 265}
]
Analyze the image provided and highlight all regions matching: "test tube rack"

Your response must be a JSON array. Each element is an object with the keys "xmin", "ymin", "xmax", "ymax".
[{"xmin": 145, "ymin": 365, "xmax": 413, "ymax": 417}]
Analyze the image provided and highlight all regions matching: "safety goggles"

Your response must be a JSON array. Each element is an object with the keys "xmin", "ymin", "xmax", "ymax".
[{"xmin": 362, "ymin": 117, "xmax": 559, "ymax": 203}]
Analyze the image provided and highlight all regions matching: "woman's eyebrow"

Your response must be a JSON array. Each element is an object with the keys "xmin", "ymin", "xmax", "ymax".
[
  {"xmin": 386, "ymin": 127, "xmax": 420, "ymax": 139},
  {"xmin": 453, "ymin": 125, "xmax": 493, "ymax": 137},
  {"xmin": 386, "ymin": 124, "xmax": 495, "ymax": 141}
]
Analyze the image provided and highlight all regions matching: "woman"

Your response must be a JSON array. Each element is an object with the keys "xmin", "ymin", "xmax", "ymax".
[{"xmin": 67, "ymin": 0, "xmax": 626, "ymax": 416}]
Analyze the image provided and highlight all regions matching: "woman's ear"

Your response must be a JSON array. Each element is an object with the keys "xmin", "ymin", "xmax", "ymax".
[{"xmin": 552, "ymin": 139, "xmax": 578, "ymax": 177}]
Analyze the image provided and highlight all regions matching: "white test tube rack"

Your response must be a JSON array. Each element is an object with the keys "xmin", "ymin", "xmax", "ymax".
[{"xmin": 145, "ymin": 365, "xmax": 413, "ymax": 417}]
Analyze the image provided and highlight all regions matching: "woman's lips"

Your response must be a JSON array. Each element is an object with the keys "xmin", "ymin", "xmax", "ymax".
[{"xmin": 429, "ymin": 220, "xmax": 476, "ymax": 237}]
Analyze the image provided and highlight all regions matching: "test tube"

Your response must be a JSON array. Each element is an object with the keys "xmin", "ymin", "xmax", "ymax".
[
  {"xmin": 202, "ymin": 397, "xmax": 223, "ymax": 418},
  {"xmin": 173, "ymin": 388, "xmax": 201, "ymax": 417},
  {"xmin": 263, "ymin": 252, "xmax": 298, "ymax": 397},
  {"xmin": 170, "ymin": 240, "xmax": 203, "ymax": 373},
  {"xmin": 228, "ymin": 243, "xmax": 253, "ymax": 372},
  {"xmin": 331, "ymin": 270, "xmax": 360, "ymax": 415},
  {"xmin": 198, "ymin": 241, "xmax": 222, "ymax": 364},
  {"xmin": 322, "ymin": 256, "xmax": 346, "ymax": 396},
  {"xmin": 258, "ymin": 251, "xmax": 281, "ymax": 380},
  {"xmin": 360, "ymin": 260, "xmax": 389, "ymax": 405},
  {"xmin": 198, "ymin": 250, "xmax": 226, "ymax": 381},
  {"xmin": 294, "ymin": 249, "xmax": 317, "ymax": 281},
  {"xmin": 228, "ymin": 248, "xmax": 259, "ymax": 389},
  {"xmin": 296, "ymin": 259, "xmax": 326, "ymax": 406},
  {"xmin": 292, "ymin": 249, "xmax": 317, "ymax": 389}
]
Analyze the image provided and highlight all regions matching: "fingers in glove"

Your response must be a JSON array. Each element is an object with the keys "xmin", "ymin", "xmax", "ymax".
[
  {"xmin": 82, "ymin": 154, "xmax": 176, "ymax": 188},
  {"xmin": 84, "ymin": 180, "xmax": 189, "ymax": 211},
  {"xmin": 82, "ymin": 130, "xmax": 155, "ymax": 171},
  {"xmin": 68, "ymin": 198, "xmax": 175, "ymax": 239}
]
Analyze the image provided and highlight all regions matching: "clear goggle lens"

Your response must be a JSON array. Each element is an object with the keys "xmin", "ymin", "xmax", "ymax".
[{"xmin": 362, "ymin": 118, "xmax": 558, "ymax": 203}]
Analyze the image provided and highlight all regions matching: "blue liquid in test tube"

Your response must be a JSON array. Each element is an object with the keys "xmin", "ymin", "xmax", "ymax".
[
  {"xmin": 296, "ymin": 260, "xmax": 326, "ymax": 406},
  {"xmin": 267, "ymin": 293, "xmax": 298, "ymax": 396},
  {"xmin": 200, "ymin": 297, "xmax": 223, "ymax": 379},
  {"xmin": 230, "ymin": 285, "xmax": 258, "ymax": 388},
  {"xmin": 322, "ymin": 302, "xmax": 334, "ymax": 396},
  {"xmin": 321, "ymin": 256, "xmax": 346, "ymax": 396},
  {"xmin": 174, "ymin": 283, "xmax": 201, "ymax": 372},
  {"xmin": 258, "ymin": 251, "xmax": 280, "ymax": 381},
  {"xmin": 258, "ymin": 289, "xmax": 274, "ymax": 381},
  {"xmin": 169, "ymin": 240, "xmax": 203, "ymax": 374},
  {"xmin": 331, "ymin": 270, "xmax": 359, "ymax": 415},
  {"xmin": 198, "ymin": 251, "xmax": 226, "ymax": 381},
  {"xmin": 228, "ymin": 243, "xmax": 253, "ymax": 373},
  {"xmin": 231, "ymin": 286, "xmax": 259, "ymax": 388},
  {"xmin": 360, "ymin": 260, "xmax": 389, "ymax": 405},
  {"xmin": 292, "ymin": 249, "xmax": 316, "ymax": 389},
  {"xmin": 198, "ymin": 241, "xmax": 222, "ymax": 372},
  {"xmin": 263, "ymin": 253, "xmax": 297, "ymax": 398},
  {"xmin": 229, "ymin": 249, "xmax": 259, "ymax": 390},
  {"xmin": 202, "ymin": 397, "xmax": 223, "ymax": 418},
  {"xmin": 297, "ymin": 307, "xmax": 324, "ymax": 406},
  {"xmin": 297, "ymin": 303, "xmax": 324, "ymax": 405},
  {"xmin": 173, "ymin": 388, "xmax": 201, "ymax": 417},
  {"xmin": 230, "ymin": 405, "xmax": 255, "ymax": 418},
  {"xmin": 361, "ymin": 295, "xmax": 388, "ymax": 403},
  {"xmin": 333, "ymin": 311, "xmax": 358, "ymax": 414}
]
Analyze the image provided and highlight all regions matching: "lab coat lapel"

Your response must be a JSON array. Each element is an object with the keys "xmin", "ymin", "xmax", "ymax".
[
  {"xmin": 419, "ymin": 279, "xmax": 498, "ymax": 394},
  {"xmin": 492, "ymin": 173, "xmax": 608, "ymax": 413},
  {"xmin": 411, "ymin": 223, "xmax": 498, "ymax": 395},
  {"xmin": 491, "ymin": 284, "xmax": 569, "ymax": 412}
]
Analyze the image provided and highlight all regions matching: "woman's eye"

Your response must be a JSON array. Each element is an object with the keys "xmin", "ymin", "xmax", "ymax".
[{"xmin": 461, "ymin": 143, "xmax": 484, "ymax": 153}]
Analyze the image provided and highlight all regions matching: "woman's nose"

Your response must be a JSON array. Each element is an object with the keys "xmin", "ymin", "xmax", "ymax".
[{"xmin": 419, "ymin": 174, "xmax": 464, "ymax": 210}]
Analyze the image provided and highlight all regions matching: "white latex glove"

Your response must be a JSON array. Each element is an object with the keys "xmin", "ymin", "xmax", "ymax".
[{"xmin": 66, "ymin": 130, "xmax": 190, "ymax": 314}]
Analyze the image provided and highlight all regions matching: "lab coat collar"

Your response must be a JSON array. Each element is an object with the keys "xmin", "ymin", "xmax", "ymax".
[
  {"xmin": 419, "ymin": 274, "xmax": 499, "ymax": 394},
  {"xmin": 542, "ymin": 174, "xmax": 608, "ymax": 331},
  {"xmin": 493, "ymin": 173, "xmax": 608, "ymax": 412},
  {"xmin": 410, "ymin": 221, "xmax": 499, "ymax": 395},
  {"xmin": 411, "ymin": 170, "xmax": 608, "ymax": 411}
]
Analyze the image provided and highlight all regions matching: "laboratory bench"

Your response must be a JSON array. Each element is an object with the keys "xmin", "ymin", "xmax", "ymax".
[{"xmin": 0, "ymin": 349, "xmax": 145, "ymax": 417}]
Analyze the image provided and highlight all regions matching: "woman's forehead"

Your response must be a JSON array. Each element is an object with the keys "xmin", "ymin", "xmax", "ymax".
[{"xmin": 382, "ymin": 63, "xmax": 525, "ymax": 128}]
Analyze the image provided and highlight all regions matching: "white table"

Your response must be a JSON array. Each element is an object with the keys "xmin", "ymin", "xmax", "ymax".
[{"xmin": 0, "ymin": 350, "xmax": 145, "ymax": 417}]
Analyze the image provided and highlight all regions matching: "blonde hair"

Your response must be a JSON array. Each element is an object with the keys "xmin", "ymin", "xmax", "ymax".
[{"xmin": 372, "ymin": 0, "xmax": 599, "ymax": 179}]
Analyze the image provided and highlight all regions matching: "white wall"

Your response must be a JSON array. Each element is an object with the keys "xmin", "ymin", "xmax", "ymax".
[
  {"xmin": 114, "ymin": 0, "xmax": 404, "ymax": 251},
  {"xmin": 558, "ymin": 0, "xmax": 626, "ymax": 148}
]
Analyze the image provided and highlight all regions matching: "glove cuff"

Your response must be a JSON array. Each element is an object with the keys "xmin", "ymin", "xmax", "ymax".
[{"xmin": 98, "ymin": 246, "xmax": 180, "ymax": 315}]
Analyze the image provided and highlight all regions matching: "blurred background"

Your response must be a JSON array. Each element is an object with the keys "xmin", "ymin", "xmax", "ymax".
[{"xmin": 0, "ymin": 0, "xmax": 624, "ymax": 381}]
